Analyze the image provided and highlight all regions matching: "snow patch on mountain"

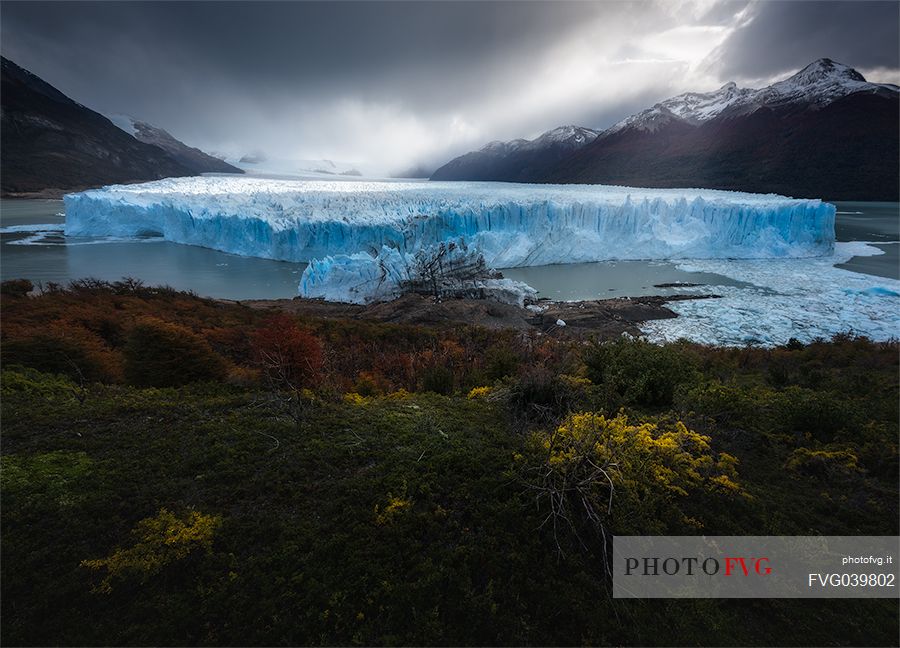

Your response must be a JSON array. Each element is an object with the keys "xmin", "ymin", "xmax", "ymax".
[
  {"xmin": 478, "ymin": 125, "xmax": 600, "ymax": 155},
  {"xmin": 107, "ymin": 114, "xmax": 139, "ymax": 137}
]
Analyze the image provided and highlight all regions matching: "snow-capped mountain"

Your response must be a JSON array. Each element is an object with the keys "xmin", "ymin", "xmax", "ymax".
[
  {"xmin": 430, "ymin": 125, "xmax": 599, "ymax": 181},
  {"xmin": 605, "ymin": 58, "xmax": 897, "ymax": 136},
  {"xmin": 108, "ymin": 115, "xmax": 242, "ymax": 175},
  {"xmin": 431, "ymin": 59, "xmax": 899, "ymax": 200},
  {"xmin": 603, "ymin": 82, "xmax": 755, "ymax": 135},
  {"xmin": 524, "ymin": 125, "xmax": 600, "ymax": 148}
]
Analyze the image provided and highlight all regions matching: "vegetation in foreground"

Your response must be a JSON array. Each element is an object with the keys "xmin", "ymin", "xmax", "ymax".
[{"xmin": 2, "ymin": 279, "xmax": 898, "ymax": 646}]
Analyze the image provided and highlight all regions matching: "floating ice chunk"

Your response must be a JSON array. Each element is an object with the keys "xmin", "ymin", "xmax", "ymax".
[
  {"xmin": 64, "ymin": 176, "xmax": 836, "ymax": 267},
  {"xmin": 641, "ymin": 242, "xmax": 900, "ymax": 346}
]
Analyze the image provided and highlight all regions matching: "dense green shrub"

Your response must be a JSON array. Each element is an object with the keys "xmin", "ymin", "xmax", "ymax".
[
  {"xmin": 421, "ymin": 364, "xmax": 454, "ymax": 395},
  {"xmin": 483, "ymin": 345, "xmax": 521, "ymax": 380},
  {"xmin": 776, "ymin": 386, "xmax": 862, "ymax": 440},
  {"xmin": 505, "ymin": 365, "xmax": 582, "ymax": 422},
  {"xmin": 678, "ymin": 381, "xmax": 780, "ymax": 429},
  {"xmin": 584, "ymin": 338, "xmax": 698, "ymax": 408},
  {"xmin": 123, "ymin": 318, "xmax": 227, "ymax": 387}
]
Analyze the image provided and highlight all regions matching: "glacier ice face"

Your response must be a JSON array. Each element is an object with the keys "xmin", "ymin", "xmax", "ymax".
[
  {"xmin": 64, "ymin": 176, "xmax": 835, "ymax": 306},
  {"xmin": 65, "ymin": 176, "xmax": 835, "ymax": 269},
  {"xmin": 299, "ymin": 246, "xmax": 411, "ymax": 304},
  {"xmin": 640, "ymin": 242, "xmax": 900, "ymax": 346}
]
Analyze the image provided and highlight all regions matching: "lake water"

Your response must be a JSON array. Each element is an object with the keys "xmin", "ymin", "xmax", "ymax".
[{"xmin": 1, "ymin": 199, "xmax": 896, "ymax": 301}]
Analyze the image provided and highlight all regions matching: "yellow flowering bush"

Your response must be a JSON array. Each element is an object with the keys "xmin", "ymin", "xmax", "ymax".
[
  {"xmin": 524, "ymin": 413, "xmax": 743, "ymax": 542},
  {"xmin": 81, "ymin": 508, "xmax": 222, "ymax": 592},
  {"xmin": 343, "ymin": 392, "xmax": 371, "ymax": 406},
  {"xmin": 467, "ymin": 386, "xmax": 493, "ymax": 399}
]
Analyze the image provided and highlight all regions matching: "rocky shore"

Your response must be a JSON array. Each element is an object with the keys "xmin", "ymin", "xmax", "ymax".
[{"xmin": 234, "ymin": 293, "xmax": 719, "ymax": 339}]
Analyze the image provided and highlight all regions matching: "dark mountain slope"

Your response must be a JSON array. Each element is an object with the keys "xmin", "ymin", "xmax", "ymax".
[
  {"xmin": 431, "ymin": 126, "xmax": 599, "ymax": 182},
  {"xmin": 109, "ymin": 115, "xmax": 242, "ymax": 175},
  {"xmin": 551, "ymin": 90, "xmax": 898, "ymax": 200},
  {"xmin": 1, "ymin": 57, "xmax": 193, "ymax": 196},
  {"xmin": 431, "ymin": 60, "xmax": 899, "ymax": 201}
]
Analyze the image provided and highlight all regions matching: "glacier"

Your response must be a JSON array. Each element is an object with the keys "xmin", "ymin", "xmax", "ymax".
[
  {"xmin": 65, "ymin": 176, "xmax": 835, "ymax": 262},
  {"xmin": 64, "ymin": 176, "xmax": 835, "ymax": 304}
]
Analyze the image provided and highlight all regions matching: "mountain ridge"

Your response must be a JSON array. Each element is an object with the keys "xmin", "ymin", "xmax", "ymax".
[
  {"xmin": 430, "ymin": 59, "xmax": 899, "ymax": 200},
  {"xmin": 0, "ymin": 57, "xmax": 239, "ymax": 197},
  {"xmin": 107, "ymin": 115, "xmax": 243, "ymax": 175}
]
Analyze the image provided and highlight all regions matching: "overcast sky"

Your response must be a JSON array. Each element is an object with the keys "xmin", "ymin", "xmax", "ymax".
[{"xmin": 2, "ymin": 0, "xmax": 898, "ymax": 173}]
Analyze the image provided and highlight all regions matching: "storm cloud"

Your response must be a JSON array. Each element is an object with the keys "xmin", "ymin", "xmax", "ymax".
[
  {"xmin": 2, "ymin": 1, "xmax": 897, "ymax": 173},
  {"xmin": 707, "ymin": 0, "xmax": 899, "ymax": 84}
]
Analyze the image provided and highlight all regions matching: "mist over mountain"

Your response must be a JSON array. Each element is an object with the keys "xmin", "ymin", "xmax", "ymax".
[{"xmin": 431, "ymin": 59, "xmax": 899, "ymax": 200}]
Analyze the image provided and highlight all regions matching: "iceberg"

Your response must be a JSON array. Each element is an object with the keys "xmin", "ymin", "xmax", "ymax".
[{"xmin": 64, "ymin": 176, "xmax": 835, "ymax": 304}]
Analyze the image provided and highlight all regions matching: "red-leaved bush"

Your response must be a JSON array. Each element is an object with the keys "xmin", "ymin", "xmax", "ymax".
[{"xmin": 251, "ymin": 314, "xmax": 324, "ymax": 391}]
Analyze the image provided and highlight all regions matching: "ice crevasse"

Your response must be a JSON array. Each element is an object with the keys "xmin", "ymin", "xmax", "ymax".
[{"xmin": 64, "ymin": 176, "xmax": 836, "ymax": 303}]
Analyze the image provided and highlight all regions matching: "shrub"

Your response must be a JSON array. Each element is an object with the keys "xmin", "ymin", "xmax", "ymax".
[
  {"xmin": 776, "ymin": 387, "xmax": 861, "ymax": 440},
  {"xmin": 1, "ymin": 367, "xmax": 80, "ymax": 401},
  {"xmin": 1, "ymin": 278, "xmax": 33, "ymax": 298},
  {"xmin": 123, "ymin": 318, "xmax": 227, "ymax": 387},
  {"xmin": 522, "ymin": 413, "xmax": 743, "ymax": 544},
  {"xmin": 1, "ymin": 329, "xmax": 121, "ymax": 383},
  {"xmin": 421, "ymin": 365, "xmax": 454, "ymax": 395},
  {"xmin": 354, "ymin": 370, "xmax": 392, "ymax": 397},
  {"xmin": 374, "ymin": 496, "xmax": 413, "ymax": 526},
  {"xmin": 467, "ymin": 386, "xmax": 493, "ymax": 399},
  {"xmin": 225, "ymin": 365, "xmax": 262, "ymax": 388},
  {"xmin": 251, "ymin": 314, "xmax": 324, "ymax": 392},
  {"xmin": 506, "ymin": 365, "xmax": 578, "ymax": 422},
  {"xmin": 484, "ymin": 345, "xmax": 520, "ymax": 380},
  {"xmin": 583, "ymin": 339, "xmax": 698, "ymax": 408},
  {"xmin": 678, "ymin": 382, "xmax": 779, "ymax": 429},
  {"xmin": 81, "ymin": 508, "xmax": 222, "ymax": 593},
  {"xmin": 785, "ymin": 447, "xmax": 861, "ymax": 479},
  {"xmin": 1, "ymin": 451, "xmax": 93, "ymax": 507}
]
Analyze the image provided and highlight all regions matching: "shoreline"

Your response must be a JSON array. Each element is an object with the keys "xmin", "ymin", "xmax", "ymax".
[{"xmin": 230, "ymin": 292, "xmax": 720, "ymax": 339}]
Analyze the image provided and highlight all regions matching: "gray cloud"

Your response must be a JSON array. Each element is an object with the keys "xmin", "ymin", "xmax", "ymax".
[
  {"xmin": 708, "ymin": 0, "xmax": 899, "ymax": 83},
  {"xmin": 2, "ymin": 1, "xmax": 897, "ymax": 172}
]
